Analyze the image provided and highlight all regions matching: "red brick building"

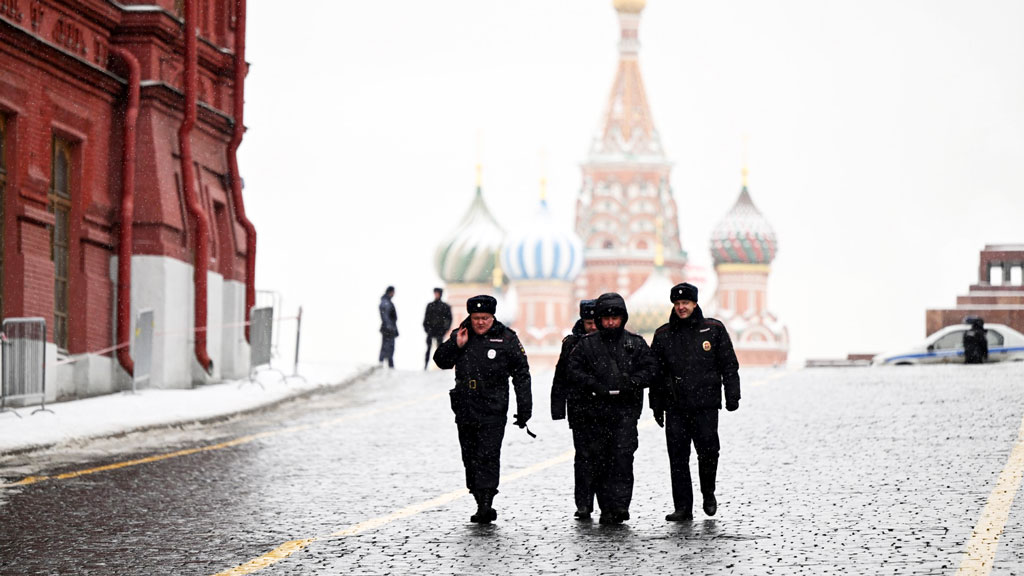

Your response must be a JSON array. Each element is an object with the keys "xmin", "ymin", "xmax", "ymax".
[
  {"xmin": 0, "ymin": 0, "xmax": 255, "ymax": 399},
  {"xmin": 926, "ymin": 245, "xmax": 1024, "ymax": 336}
]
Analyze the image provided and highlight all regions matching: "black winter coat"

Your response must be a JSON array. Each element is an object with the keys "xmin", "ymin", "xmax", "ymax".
[
  {"xmin": 551, "ymin": 319, "xmax": 591, "ymax": 426},
  {"xmin": 379, "ymin": 295, "xmax": 398, "ymax": 337},
  {"xmin": 423, "ymin": 300, "xmax": 453, "ymax": 337},
  {"xmin": 433, "ymin": 318, "xmax": 532, "ymax": 425},
  {"xmin": 649, "ymin": 305, "xmax": 740, "ymax": 412},
  {"xmin": 566, "ymin": 326, "xmax": 658, "ymax": 422}
]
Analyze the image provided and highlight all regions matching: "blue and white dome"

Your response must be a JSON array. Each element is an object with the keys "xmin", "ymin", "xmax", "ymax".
[{"xmin": 501, "ymin": 200, "xmax": 584, "ymax": 282}]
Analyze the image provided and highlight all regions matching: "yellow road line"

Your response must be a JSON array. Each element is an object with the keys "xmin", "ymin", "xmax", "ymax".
[
  {"xmin": 213, "ymin": 448, "xmax": 577, "ymax": 575},
  {"xmin": 956, "ymin": 412, "xmax": 1024, "ymax": 575},
  {"xmin": 4, "ymin": 392, "xmax": 445, "ymax": 489}
]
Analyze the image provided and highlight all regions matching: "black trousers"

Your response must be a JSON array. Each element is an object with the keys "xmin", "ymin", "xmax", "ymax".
[
  {"xmin": 665, "ymin": 408, "xmax": 720, "ymax": 513},
  {"xmin": 379, "ymin": 335, "xmax": 395, "ymax": 367},
  {"xmin": 456, "ymin": 421, "xmax": 506, "ymax": 496},
  {"xmin": 424, "ymin": 334, "xmax": 444, "ymax": 369},
  {"xmin": 575, "ymin": 414, "xmax": 638, "ymax": 514},
  {"xmin": 571, "ymin": 425, "xmax": 597, "ymax": 511}
]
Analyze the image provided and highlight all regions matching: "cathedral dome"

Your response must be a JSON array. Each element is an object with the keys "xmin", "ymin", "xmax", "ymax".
[
  {"xmin": 710, "ymin": 186, "xmax": 778, "ymax": 266},
  {"xmin": 435, "ymin": 187, "xmax": 506, "ymax": 284},
  {"xmin": 501, "ymin": 200, "xmax": 583, "ymax": 282},
  {"xmin": 626, "ymin": 266, "xmax": 675, "ymax": 334}
]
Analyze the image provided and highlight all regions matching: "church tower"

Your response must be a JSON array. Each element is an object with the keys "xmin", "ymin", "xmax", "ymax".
[
  {"xmin": 709, "ymin": 169, "xmax": 789, "ymax": 366},
  {"xmin": 575, "ymin": 0, "xmax": 687, "ymax": 300}
]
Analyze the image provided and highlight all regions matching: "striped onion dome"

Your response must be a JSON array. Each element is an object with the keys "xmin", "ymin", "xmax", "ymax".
[
  {"xmin": 626, "ymin": 266, "xmax": 675, "ymax": 334},
  {"xmin": 435, "ymin": 187, "xmax": 506, "ymax": 284},
  {"xmin": 501, "ymin": 200, "xmax": 584, "ymax": 282},
  {"xmin": 710, "ymin": 186, "xmax": 778, "ymax": 265}
]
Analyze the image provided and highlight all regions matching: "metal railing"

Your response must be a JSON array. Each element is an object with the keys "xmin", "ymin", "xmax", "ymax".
[
  {"xmin": 128, "ymin": 309, "xmax": 154, "ymax": 393},
  {"xmin": 1, "ymin": 317, "xmax": 53, "ymax": 417},
  {"xmin": 244, "ymin": 306, "xmax": 284, "ymax": 387}
]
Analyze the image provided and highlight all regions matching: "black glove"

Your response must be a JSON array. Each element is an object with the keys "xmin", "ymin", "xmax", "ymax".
[
  {"xmin": 726, "ymin": 399, "xmax": 739, "ymax": 412},
  {"xmin": 653, "ymin": 409, "xmax": 664, "ymax": 428},
  {"xmin": 513, "ymin": 413, "xmax": 531, "ymax": 428}
]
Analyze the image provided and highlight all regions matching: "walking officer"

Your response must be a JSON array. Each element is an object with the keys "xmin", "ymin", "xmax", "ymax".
[
  {"xmin": 650, "ymin": 282, "xmax": 740, "ymax": 521},
  {"xmin": 567, "ymin": 292, "xmax": 658, "ymax": 525},
  {"xmin": 433, "ymin": 295, "xmax": 532, "ymax": 524},
  {"xmin": 551, "ymin": 299, "xmax": 599, "ymax": 519}
]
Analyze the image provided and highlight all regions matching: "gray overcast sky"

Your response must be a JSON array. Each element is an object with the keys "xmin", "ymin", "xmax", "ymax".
[{"xmin": 238, "ymin": 0, "xmax": 1024, "ymax": 370}]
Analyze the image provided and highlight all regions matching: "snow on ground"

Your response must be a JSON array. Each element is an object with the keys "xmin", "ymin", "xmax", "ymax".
[{"xmin": 0, "ymin": 362, "xmax": 374, "ymax": 455}]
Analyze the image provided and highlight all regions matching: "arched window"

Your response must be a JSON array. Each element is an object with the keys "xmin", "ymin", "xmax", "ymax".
[
  {"xmin": 50, "ymin": 136, "xmax": 72, "ymax": 351},
  {"xmin": 0, "ymin": 114, "xmax": 6, "ymax": 318}
]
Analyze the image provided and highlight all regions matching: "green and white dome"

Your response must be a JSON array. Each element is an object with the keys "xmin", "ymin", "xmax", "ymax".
[{"xmin": 435, "ymin": 187, "xmax": 506, "ymax": 284}]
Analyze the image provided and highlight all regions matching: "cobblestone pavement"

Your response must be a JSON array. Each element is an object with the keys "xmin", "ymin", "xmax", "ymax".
[{"xmin": 2, "ymin": 362, "xmax": 1024, "ymax": 575}]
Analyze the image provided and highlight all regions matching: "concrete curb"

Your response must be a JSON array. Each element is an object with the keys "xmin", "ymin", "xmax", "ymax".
[{"xmin": 0, "ymin": 365, "xmax": 381, "ymax": 458}]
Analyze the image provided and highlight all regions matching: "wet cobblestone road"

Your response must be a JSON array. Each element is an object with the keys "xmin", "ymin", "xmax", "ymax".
[{"xmin": 2, "ymin": 363, "xmax": 1024, "ymax": 575}]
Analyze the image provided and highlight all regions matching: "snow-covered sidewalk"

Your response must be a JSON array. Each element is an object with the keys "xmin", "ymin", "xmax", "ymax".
[{"xmin": 0, "ymin": 362, "xmax": 377, "ymax": 455}]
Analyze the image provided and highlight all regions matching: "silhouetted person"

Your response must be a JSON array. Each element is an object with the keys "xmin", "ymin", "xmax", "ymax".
[
  {"xmin": 423, "ymin": 288, "xmax": 452, "ymax": 370},
  {"xmin": 379, "ymin": 286, "xmax": 398, "ymax": 368},
  {"xmin": 963, "ymin": 317, "xmax": 988, "ymax": 364}
]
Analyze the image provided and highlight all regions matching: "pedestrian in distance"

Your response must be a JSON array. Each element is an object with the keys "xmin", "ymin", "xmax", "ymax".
[
  {"xmin": 567, "ymin": 292, "xmax": 658, "ymax": 525},
  {"xmin": 379, "ymin": 286, "xmax": 398, "ymax": 368},
  {"xmin": 422, "ymin": 287, "xmax": 453, "ymax": 370},
  {"xmin": 963, "ymin": 316, "xmax": 988, "ymax": 364},
  {"xmin": 433, "ymin": 294, "xmax": 533, "ymax": 524},
  {"xmin": 650, "ymin": 282, "xmax": 740, "ymax": 521},
  {"xmin": 551, "ymin": 299, "xmax": 599, "ymax": 520}
]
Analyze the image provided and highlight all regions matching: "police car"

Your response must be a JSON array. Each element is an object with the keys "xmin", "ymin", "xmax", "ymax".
[{"xmin": 871, "ymin": 323, "xmax": 1024, "ymax": 365}]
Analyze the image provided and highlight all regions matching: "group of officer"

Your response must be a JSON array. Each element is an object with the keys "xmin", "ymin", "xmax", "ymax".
[{"xmin": 432, "ymin": 282, "xmax": 740, "ymax": 526}]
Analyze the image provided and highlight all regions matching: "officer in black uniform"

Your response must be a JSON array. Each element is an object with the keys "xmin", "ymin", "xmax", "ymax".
[
  {"xmin": 567, "ymin": 292, "xmax": 658, "ymax": 525},
  {"xmin": 650, "ymin": 282, "xmax": 740, "ymax": 521},
  {"xmin": 963, "ymin": 316, "xmax": 988, "ymax": 364},
  {"xmin": 433, "ymin": 295, "xmax": 532, "ymax": 524},
  {"xmin": 551, "ymin": 299, "xmax": 598, "ymax": 519}
]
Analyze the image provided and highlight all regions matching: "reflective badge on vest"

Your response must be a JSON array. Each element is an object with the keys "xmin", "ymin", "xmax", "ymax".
[
  {"xmin": 487, "ymin": 349, "xmax": 497, "ymax": 359},
  {"xmin": 702, "ymin": 341, "xmax": 711, "ymax": 351}
]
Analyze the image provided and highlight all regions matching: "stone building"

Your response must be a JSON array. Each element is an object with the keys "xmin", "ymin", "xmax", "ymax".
[{"xmin": 926, "ymin": 244, "xmax": 1024, "ymax": 335}]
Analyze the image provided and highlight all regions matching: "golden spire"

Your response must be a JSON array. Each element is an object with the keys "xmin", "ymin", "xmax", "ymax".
[
  {"xmin": 539, "ymin": 150, "xmax": 548, "ymax": 203},
  {"xmin": 741, "ymin": 134, "xmax": 750, "ymax": 188},
  {"xmin": 476, "ymin": 130, "xmax": 484, "ymax": 188},
  {"xmin": 492, "ymin": 251, "xmax": 503, "ymax": 288}
]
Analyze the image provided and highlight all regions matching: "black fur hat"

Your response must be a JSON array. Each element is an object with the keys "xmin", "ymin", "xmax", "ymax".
[
  {"xmin": 467, "ymin": 294, "xmax": 497, "ymax": 315},
  {"xmin": 670, "ymin": 282, "xmax": 698, "ymax": 303}
]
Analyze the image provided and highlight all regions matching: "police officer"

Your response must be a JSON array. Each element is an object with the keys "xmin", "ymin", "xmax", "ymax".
[
  {"xmin": 433, "ymin": 295, "xmax": 532, "ymax": 523},
  {"xmin": 963, "ymin": 316, "xmax": 988, "ymax": 364},
  {"xmin": 551, "ymin": 299, "xmax": 599, "ymax": 519},
  {"xmin": 650, "ymin": 282, "xmax": 740, "ymax": 521},
  {"xmin": 567, "ymin": 292, "xmax": 658, "ymax": 525}
]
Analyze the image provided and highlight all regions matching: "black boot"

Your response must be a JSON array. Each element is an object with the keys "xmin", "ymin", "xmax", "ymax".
[
  {"xmin": 574, "ymin": 506, "xmax": 592, "ymax": 521},
  {"xmin": 698, "ymin": 457, "xmax": 718, "ymax": 517},
  {"xmin": 471, "ymin": 492, "xmax": 497, "ymax": 524},
  {"xmin": 666, "ymin": 510, "xmax": 693, "ymax": 522}
]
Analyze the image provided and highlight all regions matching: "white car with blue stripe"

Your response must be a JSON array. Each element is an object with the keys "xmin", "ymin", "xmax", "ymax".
[{"xmin": 872, "ymin": 323, "xmax": 1024, "ymax": 365}]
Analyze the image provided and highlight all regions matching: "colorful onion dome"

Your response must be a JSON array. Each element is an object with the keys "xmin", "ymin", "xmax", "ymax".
[
  {"xmin": 626, "ymin": 266, "xmax": 676, "ymax": 334},
  {"xmin": 501, "ymin": 200, "xmax": 584, "ymax": 282},
  {"xmin": 435, "ymin": 187, "xmax": 506, "ymax": 284},
  {"xmin": 613, "ymin": 0, "xmax": 646, "ymax": 13},
  {"xmin": 710, "ymin": 186, "xmax": 778, "ymax": 266}
]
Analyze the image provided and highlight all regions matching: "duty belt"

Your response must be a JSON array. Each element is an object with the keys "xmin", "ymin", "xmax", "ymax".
[{"xmin": 457, "ymin": 378, "xmax": 486, "ymax": 390}]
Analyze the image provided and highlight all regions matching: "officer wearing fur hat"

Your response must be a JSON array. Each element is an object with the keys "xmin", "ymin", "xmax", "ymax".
[
  {"xmin": 433, "ymin": 294, "xmax": 532, "ymax": 524},
  {"xmin": 551, "ymin": 299, "xmax": 599, "ymax": 519},
  {"xmin": 649, "ymin": 282, "xmax": 740, "ymax": 521},
  {"xmin": 566, "ymin": 292, "xmax": 658, "ymax": 524}
]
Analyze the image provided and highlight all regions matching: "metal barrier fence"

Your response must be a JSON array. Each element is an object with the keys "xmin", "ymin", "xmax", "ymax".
[
  {"xmin": 130, "ymin": 309, "xmax": 154, "ymax": 393},
  {"xmin": 256, "ymin": 290, "xmax": 283, "ymax": 358},
  {"xmin": 1, "ymin": 317, "xmax": 52, "ymax": 416},
  {"xmin": 246, "ymin": 306, "xmax": 284, "ymax": 387}
]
